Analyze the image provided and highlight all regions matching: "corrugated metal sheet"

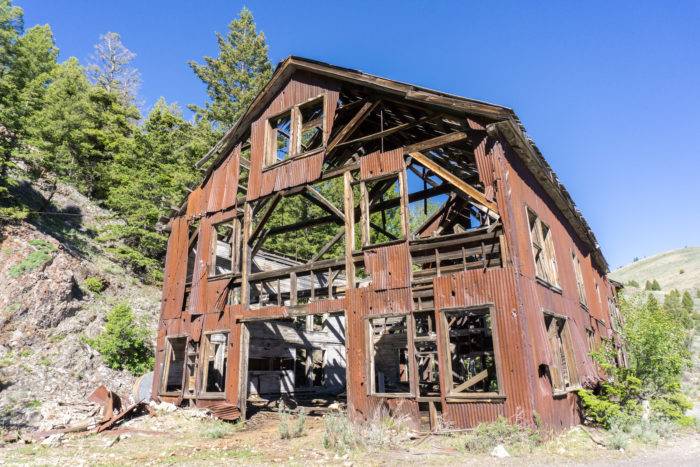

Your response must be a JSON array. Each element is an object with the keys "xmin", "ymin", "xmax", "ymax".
[{"xmin": 360, "ymin": 148, "xmax": 405, "ymax": 179}]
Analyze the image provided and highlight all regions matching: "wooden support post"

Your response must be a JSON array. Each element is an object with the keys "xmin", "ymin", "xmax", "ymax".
[
  {"xmin": 344, "ymin": 171, "xmax": 357, "ymax": 287},
  {"xmin": 240, "ymin": 203, "xmax": 253, "ymax": 307},
  {"xmin": 290, "ymin": 272, "xmax": 297, "ymax": 306}
]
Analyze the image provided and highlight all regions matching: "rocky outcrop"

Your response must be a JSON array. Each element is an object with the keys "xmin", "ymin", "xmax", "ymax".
[{"xmin": 0, "ymin": 186, "xmax": 161, "ymax": 431}]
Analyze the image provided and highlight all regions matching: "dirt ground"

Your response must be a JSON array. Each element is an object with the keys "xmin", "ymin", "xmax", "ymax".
[{"xmin": 1, "ymin": 408, "xmax": 698, "ymax": 466}]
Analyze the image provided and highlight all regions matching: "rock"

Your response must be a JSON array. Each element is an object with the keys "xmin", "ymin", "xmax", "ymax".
[
  {"xmin": 491, "ymin": 444, "xmax": 510, "ymax": 458},
  {"xmin": 40, "ymin": 433, "xmax": 64, "ymax": 447}
]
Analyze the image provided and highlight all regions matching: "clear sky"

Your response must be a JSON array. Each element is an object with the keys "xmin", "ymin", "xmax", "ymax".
[{"xmin": 18, "ymin": 0, "xmax": 700, "ymax": 270}]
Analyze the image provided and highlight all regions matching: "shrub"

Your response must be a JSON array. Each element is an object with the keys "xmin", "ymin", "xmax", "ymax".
[
  {"xmin": 8, "ymin": 239, "xmax": 57, "ymax": 278},
  {"xmin": 579, "ymin": 294, "xmax": 692, "ymax": 429},
  {"xmin": 83, "ymin": 276, "xmax": 106, "ymax": 294},
  {"xmin": 85, "ymin": 303, "xmax": 154, "ymax": 375},
  {"xmin": 203, "ymin": 419, "xmax": 242, "ymax": 439},
  {"xmin": 626, "ymin": 280, "xmax": 639, "ymax": 288},
  {"xmin": 278, "ymin": 405, "xmax": 306, "ymax": 439},
  {"xmin": 323, "ymin": 413, "xmax": 359, "ymax": 453},
  {"xmin": 453, "ymin": 416, "xmax": 541, "ymax": 454}
]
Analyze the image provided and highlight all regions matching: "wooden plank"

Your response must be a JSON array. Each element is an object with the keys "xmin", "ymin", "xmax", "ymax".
[
  {"xmin": 408, "ymin": 151, "xmax": 498, "ymax": 213},
  {"xmin": 405, "ymin": 131, "xmax": 468, "ymax": 153},
  {"xmin": 303, "ymin": 186, "xmax": 345, "ymax": 220},
  {"xmin": 309, "ymin": 226, "xmax": 345, "ymax": 263},
  {"xmin": 326, "ymin": 99, "xmax": 380, "ymax": 153},
  {"xmin": 249, "ymin": 193, "xmax": 281, "ymax": 242},
  {"xmin": 452, "ymin": 369, "xmax": 488, "ymax": 394},
  {"xmin": 343, "ymin": 171, "xmax": 356, "ymax": 288},
  {"xmin": 335, "ymin": 113, "xmax": 440, "ymax": 148}
]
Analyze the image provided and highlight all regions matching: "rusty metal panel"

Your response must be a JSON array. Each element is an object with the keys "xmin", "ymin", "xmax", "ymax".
[
  {"xmin": 360, "ymin": 148, "xmax": 405, "ymax": 179},
  {"xmin": 363, "ymin": 243, "xmax": 412, "ymax": 291},
  {"xmin": 162, "ymin": 217, "xmax": 188, "ymax": 320},
  {"xmin": 221, "ymin": 145, "xmax": 241, "ymax": 210},
  {"xmin": 189, "ymin": 217, "xmax": 212, "ymax": 315}
]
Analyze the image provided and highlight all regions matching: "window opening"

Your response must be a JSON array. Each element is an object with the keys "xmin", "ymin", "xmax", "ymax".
[
  {"xmin": 572, "ymin": 251, "xmax": 587, "ymax": 306},
  {"xmin": 298, "ymin": 98, "xmax": 324, "ymax": 154},
  {"xmin": 361, "ymin": 175, "xmax": 405, "ymax": 247},
  {"xmin": 162, "ymin": 337, "xmax": 186, "ymax": 394},
  {"xmin": 442, "ymin": 307, "xmax": 499, "ymax": 395},
  {"xmin": 527, "ymin": 209, "xmax": 559, "ymax": 286},
  {"xmin": 368, "ymin": 315, "xmax": 411, "ymax": 395},
  {"xmin": 543, "ymin": 313, "xmax": 578, "ymax": 392},
  {"xmin": 201, "ymin": 332, "xmax": 228, "ymax": 394}
]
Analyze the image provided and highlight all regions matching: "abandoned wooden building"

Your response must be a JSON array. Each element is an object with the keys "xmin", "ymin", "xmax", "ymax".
[{"xmin": 151, "ymin": 57, "xmax": 623, "ymax": 430}]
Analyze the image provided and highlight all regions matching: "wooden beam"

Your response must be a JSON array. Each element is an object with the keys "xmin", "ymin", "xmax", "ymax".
[
  {"xmin": 335, "ymin": 113, "xmax": 440, "ymax": 148},
  {"xmin": 452, "ymin": 369, "xmax": 489, "ymax": 394},
  {"xmin": 326, "ymin": 99, "xmax": 380, "ymax": 153},
  {"xmin": 405, "ymin": 131, "xmax": 468, "ymax": 153},
  {"xmin": 303, "ymin": 186, "xmax": 345, "ymax": 220},
  {"xmin": 408, "ymin": 151, "xmax": 498, "ymax": 213},
  {"xmin": 308, "ymin": 226, "xmax": 345, "ymax": 263},
  {"xmin": 249, "ymin": 193, "xmax": 281, "ymax": 242}
]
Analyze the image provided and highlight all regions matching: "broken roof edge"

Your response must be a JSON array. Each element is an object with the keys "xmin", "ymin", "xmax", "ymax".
[
  {"xmin": 183, "ymin": 56, "xmax": 609, "ymax": 272},
  {"xmin": 194, "ymin": 55, "xmax": 514, "ymax": 171},
  {"xmin": 488, "ymin": 118, "xmax": 609, "ymax": 273}
]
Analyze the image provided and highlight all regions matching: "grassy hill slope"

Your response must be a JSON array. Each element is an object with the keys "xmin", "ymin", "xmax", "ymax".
[{"xmin": 610, "ymin": 247, "xmax": 700, "ymax": 293}]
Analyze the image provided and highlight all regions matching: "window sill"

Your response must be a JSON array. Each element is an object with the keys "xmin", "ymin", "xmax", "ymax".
[
  {"xmin": 197, "ymin": 393, "xmax": 227, "ymax": 400},
  {"xmin": 262, "ymin": 147, "xmax": 324, "ymax": 172},
  {"xmin": 552, "ymin": 386, "xmax": 581, "ymax": 398},
  {"xmin": 535, "ymin": 277, "xmax": 562, "ymax": 294},
  {"xmin": 446, "ymin": 394, "xmax": 506, "ymax": 403},
  {"xmin": 159, "ymin": 391, "xmax": 182, "ymax": 398},
  {"xmin": 369, "ymin": 392, "xmax": 414, "ymax": 398}
]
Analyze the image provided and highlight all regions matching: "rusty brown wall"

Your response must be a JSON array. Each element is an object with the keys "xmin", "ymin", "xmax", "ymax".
[{"xmin": 492, "ymin": 136, "xmax": 615, "ymax": 428}]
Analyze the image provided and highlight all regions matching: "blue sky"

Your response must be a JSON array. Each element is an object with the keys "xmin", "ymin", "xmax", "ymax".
[{"xmin": 19, "ymin": 0, "xmax": 700, "ymax": 269}]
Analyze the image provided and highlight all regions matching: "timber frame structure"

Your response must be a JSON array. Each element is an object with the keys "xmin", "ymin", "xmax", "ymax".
[{"xmin": 152, "ymin": 57, "xmax": 623, "ymax": 430}]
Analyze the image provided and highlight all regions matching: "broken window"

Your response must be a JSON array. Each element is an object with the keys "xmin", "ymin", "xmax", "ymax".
[
  {"xmin": 586, "ymin": 328, "xmax": 596, "ymax": 353},
  {"xmin": 298, "ymin": 97, "xmax": 324, "ymax": 154},
  {"xmin": 201, "ymin": 331, "xmax": 228, "ymax": 394},
  {"xmin": 543, "ymin": 313, "xmax": 578, "ymax": 392},
  {"xmin": 413, "ymin": 311, "xmax": 440, "ymax": 397},
  {"xmin": 368, "ymin": 315, "xmax": 412, "ymax": 395},
  {"xmin": 361, "ymin": 174, "xmax": 405, "ymax": 247},
  {"xmin": 161, "ymin": 337, "xmax": 186, "ymax": 394},
  {"xmin": 442, "ymin": 307, "xmax": 500, "ymax": 396},
  {"xmin": 209, "ymin": 222, "xmax": 233, "ymax": 277},
  {"xmin": 266, "ymin": 111, "xmax": 292, "ymax": 165},
  {"xmin": 572, "ymin": 251, "xmax": 587, "ymax": 306},
  {"xmin": 185, "ymin": 220, "xmax": 200, "ymax": 284},
  {"xmin": 184, "ymin": 340, "xmax": 198, "ymax": 396},
  {"xmin": 264, "ymin": 95, "xmax": 325, "ymax": 167},
  {"xmin": 527, "ymin": 209, "xmax": 559, "ymax": 287}
]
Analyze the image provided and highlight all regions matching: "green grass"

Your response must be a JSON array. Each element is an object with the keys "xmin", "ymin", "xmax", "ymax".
[
  {"xmin": 610, "ymin": 247, "xmax": 700, "ymax": 297},
  {"xmin": 8, "ymin": 239, "xmax": 58, "ymax": 278}
]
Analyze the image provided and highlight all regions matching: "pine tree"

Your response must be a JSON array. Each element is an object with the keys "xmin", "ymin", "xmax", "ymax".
[
  {"xmin": 23, "ymin": 58, "xmax": 138, "ymax": 198},
  {"xmin": 102, "ymin": 99, "xmax": 215, "ymax": 282},
  {"xmin": 189, "ymin": 7, "xmax": 272, "ymax": 130},
  {"xmin": 0, "ymin": 1, "xmax": 58, "ymax": 222},
  {"xmin": 87, "ymin": 31, "xmax": 140, "ymax": 103},
  {"xmin": 681, "ymin": 291, "xmax": 694, "ymax": 314}
]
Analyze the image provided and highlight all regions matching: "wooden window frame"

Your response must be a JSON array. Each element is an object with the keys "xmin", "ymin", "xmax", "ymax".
[
  {"xmin": 526, "ymin": 207, "xmax": 560, "ymax": 289},
  {"xmin": 198, "ymin": 330, "xmax": 230, "ymax": 399},
  {"xmin": 366, "ymin": 313, "xmax": 416, "ymax": 398},
  {"xmin": 263, "ymin": 94, "xmax": 326, "ymax": 170},
  {"xmin": 440, "ymin": 305, "xmax": 505, "ymax": 401},
  {"xmin": 358, "ymin": 172, "xmax": 408, "ymax": 249},
  {"xmin": 208, "ymin": 216, "xmax": 243, "ymax": 279},
  {"xmin": 159, "ymin": 335, "xmax": 188, "ymax": 397},
  {"xmin": 542, "ymin": 310, "xmax": 580, "ymax": 395},
  {"xmin": 571, "ymin": 250, "xmax": 587, "ymax": 308}
]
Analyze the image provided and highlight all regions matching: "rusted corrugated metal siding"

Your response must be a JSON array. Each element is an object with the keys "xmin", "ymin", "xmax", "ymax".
[
  {"xmin": 359, "ymin": 148, "xmax": 405, "ymax": 179},
  {"xmin": 247, "ymin": 73, "xmax": 340, "ymax": 201},
  {"xmin": 433, "ymin": 267, "xmax": 532, "ymax": 427},
  {"xmin": 494, "ymin": 135, "xmax": 613, "ymax": 428},
  {"xmin": 363, "ymin": 243, "xmax": 412, "ymax": 291},
  {"xmin": 161, "ymin": 217, "xmax": 188, "ymax": 320}
]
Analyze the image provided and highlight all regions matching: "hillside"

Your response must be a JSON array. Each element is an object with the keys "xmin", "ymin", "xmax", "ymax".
[
  {"xmin": 0, "ymin": 173, "xmax": 161, "ymax": 431},
  {"xmin": 610, "ymin": 247, "xmax": 700, "ymax": 294}
]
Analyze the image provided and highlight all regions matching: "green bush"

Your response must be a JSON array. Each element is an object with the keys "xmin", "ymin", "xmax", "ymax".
[
  {"xmin": 626, "ymin": 280, "xmax": 639, "ymax": 288},
  {"xmin": 85, "ymin": 303, "xmax": 154, "ymax": 375},
  {"xmin": 322, "ymin": 413, "xmax": 359, "ymax": 453},
  {"xmin": 8, "ymin": 239, "xmax": 57, "ymax": 278},
  {"xmin": 579, "ymin": 294, "xmax": 692, "ymax": 429},
  {"xmin": 83, "ymin": 276, "xmax": 105, "ymax": 294}
]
